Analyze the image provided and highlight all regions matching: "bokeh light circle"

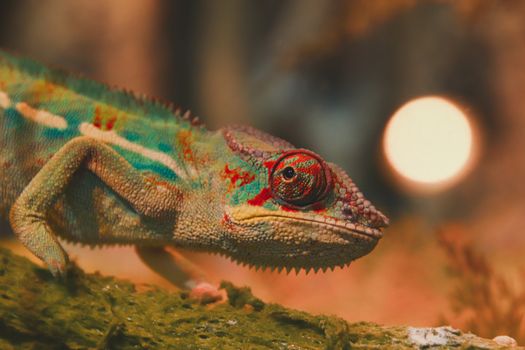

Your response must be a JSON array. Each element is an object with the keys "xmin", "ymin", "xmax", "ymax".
[{"xmin": 383, "ymin": 96, "xmax": 474, "ymax": 188}]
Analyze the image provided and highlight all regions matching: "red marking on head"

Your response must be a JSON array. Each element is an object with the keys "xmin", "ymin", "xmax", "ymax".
[
  {"xmin": 276, "ymin": 153, "xmax": 323, "ymax": 177},
  {"xmin": 247, "ymin": 187, "xmax": 272, "ymax": 206},
  {"xmin": 287, "ymin": 154, "xmax": 310, "ymax": 167},
  {"xmin": 221, "ymin": 165, "xmax": 255, "ymax": 191},
  {"xmin": 311, "ymin": 202, "xmax": 326, "ymax": 212},
  {"xmin": 93, "ymin": 106, "xmax": 102, "ymax": 128},
  {"xmin": 281, "ymin": 205, "xmax": 298, "ymax": 212},
  {"xmin": 263, "ymin": 160, "xmax": 277, "ymax": 174}
]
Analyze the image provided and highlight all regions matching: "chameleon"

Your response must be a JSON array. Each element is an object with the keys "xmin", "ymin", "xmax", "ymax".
[{"xmin": 0, "ymin": 49, "xmax": 388, "ymax": 290}]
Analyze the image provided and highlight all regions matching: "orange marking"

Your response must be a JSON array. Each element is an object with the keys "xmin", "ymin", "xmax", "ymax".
[
  {"xmin": 93, "ymin": 106, "xmax": 102, "ymax": 128},
  {"xmin": 31, "ymin": 82, "xmax": 56, "ymax": 103},
  {"xmin": 35, "ymin": 158, "xmax": 46, "ymax": 167},
  {"xmin": 145, "ymin": 175, "xmax": 179, "ymax": 192},
  {"xmin": 177, "ymin": 130, "xmax": 195, "ymax": 163},
  {"xmin": 247, "ymin": 187, "xmax": 272, "ymax": 206}
]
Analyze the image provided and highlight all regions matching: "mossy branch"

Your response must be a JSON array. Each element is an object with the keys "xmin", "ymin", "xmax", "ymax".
[{"xmin": 0, "ymin": 248, "xmax": 513, "ymax": 349}]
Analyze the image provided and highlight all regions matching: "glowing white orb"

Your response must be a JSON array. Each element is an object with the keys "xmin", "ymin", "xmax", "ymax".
[{"xmin": 383, "ymin": 96, "xmax": 474, "ymax": 187}]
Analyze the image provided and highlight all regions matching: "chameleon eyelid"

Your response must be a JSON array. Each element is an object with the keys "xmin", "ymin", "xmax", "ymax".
[{"xmin": 269, "ymin": 149, "xmax": 334, "ymax": 208}]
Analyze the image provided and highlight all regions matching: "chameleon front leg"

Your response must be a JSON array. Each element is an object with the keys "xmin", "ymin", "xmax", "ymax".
[
  {"xmin": 9, "ymin": 136, "xmax": 180, "ymax": 276},
  {"xmin": 135, "ymin": 246, "xmax": 207, "ymax": 289},
  {"xmin": 136, "ymin": 246, "xmax": 223, "ymax": 302}
]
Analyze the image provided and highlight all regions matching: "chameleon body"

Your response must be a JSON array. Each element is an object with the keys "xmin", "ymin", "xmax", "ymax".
[{"xmin": 0, "ymin": 49, "xmax": 388, "ymax": 281}]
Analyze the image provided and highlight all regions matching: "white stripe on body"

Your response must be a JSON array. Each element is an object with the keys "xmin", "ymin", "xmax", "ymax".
[
  {"xmin": 0, "ymin": 89, "xmax": 188, "ymax": 180},
  {"xmin": 79, "ymin": 122, "xmax": 187, "ymax": 179},
  {"xmin": 0, "ymin": 90, "xmax": 11, "ymax": 108},
  {"xmin": 16, "ymin": 102, "xmax": 67, "ymax": 129}
]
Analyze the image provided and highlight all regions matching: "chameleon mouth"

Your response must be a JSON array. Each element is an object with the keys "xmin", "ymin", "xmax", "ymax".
[{"xmin": 225, "ymin": 205, "xmax": 383, "ymax": 240}]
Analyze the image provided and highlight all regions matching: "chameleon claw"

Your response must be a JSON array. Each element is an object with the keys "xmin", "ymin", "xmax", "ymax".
[{"xmin": 46, "ymin": 256, "xmax": 69, "ymax": 279}]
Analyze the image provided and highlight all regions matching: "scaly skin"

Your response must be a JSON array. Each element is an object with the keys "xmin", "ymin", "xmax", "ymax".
[{"xmin": 0, "ymin": 50, "xmax": 388, "ymax": 283}]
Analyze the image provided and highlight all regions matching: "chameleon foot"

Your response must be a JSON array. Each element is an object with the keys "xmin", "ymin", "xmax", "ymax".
[
  {"xmin": 189, "ymin": 282, "xmax": 224, "ymax": 304},
  {"xmin": 44, "ymin": 253, "xmax": 71, "ymax": 279}
]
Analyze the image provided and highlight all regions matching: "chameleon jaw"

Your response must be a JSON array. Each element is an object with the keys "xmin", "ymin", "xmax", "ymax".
[
  {"xmin": 220, "ymin": 204, "xmax": 382, "ymax": 272},
  {"xmin": 224, "ymin": 205, "xmax": 383, "ymax": 241}
]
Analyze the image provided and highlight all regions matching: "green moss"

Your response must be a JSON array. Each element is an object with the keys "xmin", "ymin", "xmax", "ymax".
[{"xmin": 0, "ymin": 248, "xmax": 512, "ymax": 349}]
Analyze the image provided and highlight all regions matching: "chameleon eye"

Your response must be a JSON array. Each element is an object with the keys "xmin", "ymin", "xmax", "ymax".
[{"xmin": 270, "ymin": 150, "xmax": 333, "ymax": 208}]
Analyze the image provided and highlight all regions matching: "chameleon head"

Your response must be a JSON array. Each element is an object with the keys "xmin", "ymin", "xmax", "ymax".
[{"xmin": 218, "ymin": 126, "xmax": 389, "ymax": 272}]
